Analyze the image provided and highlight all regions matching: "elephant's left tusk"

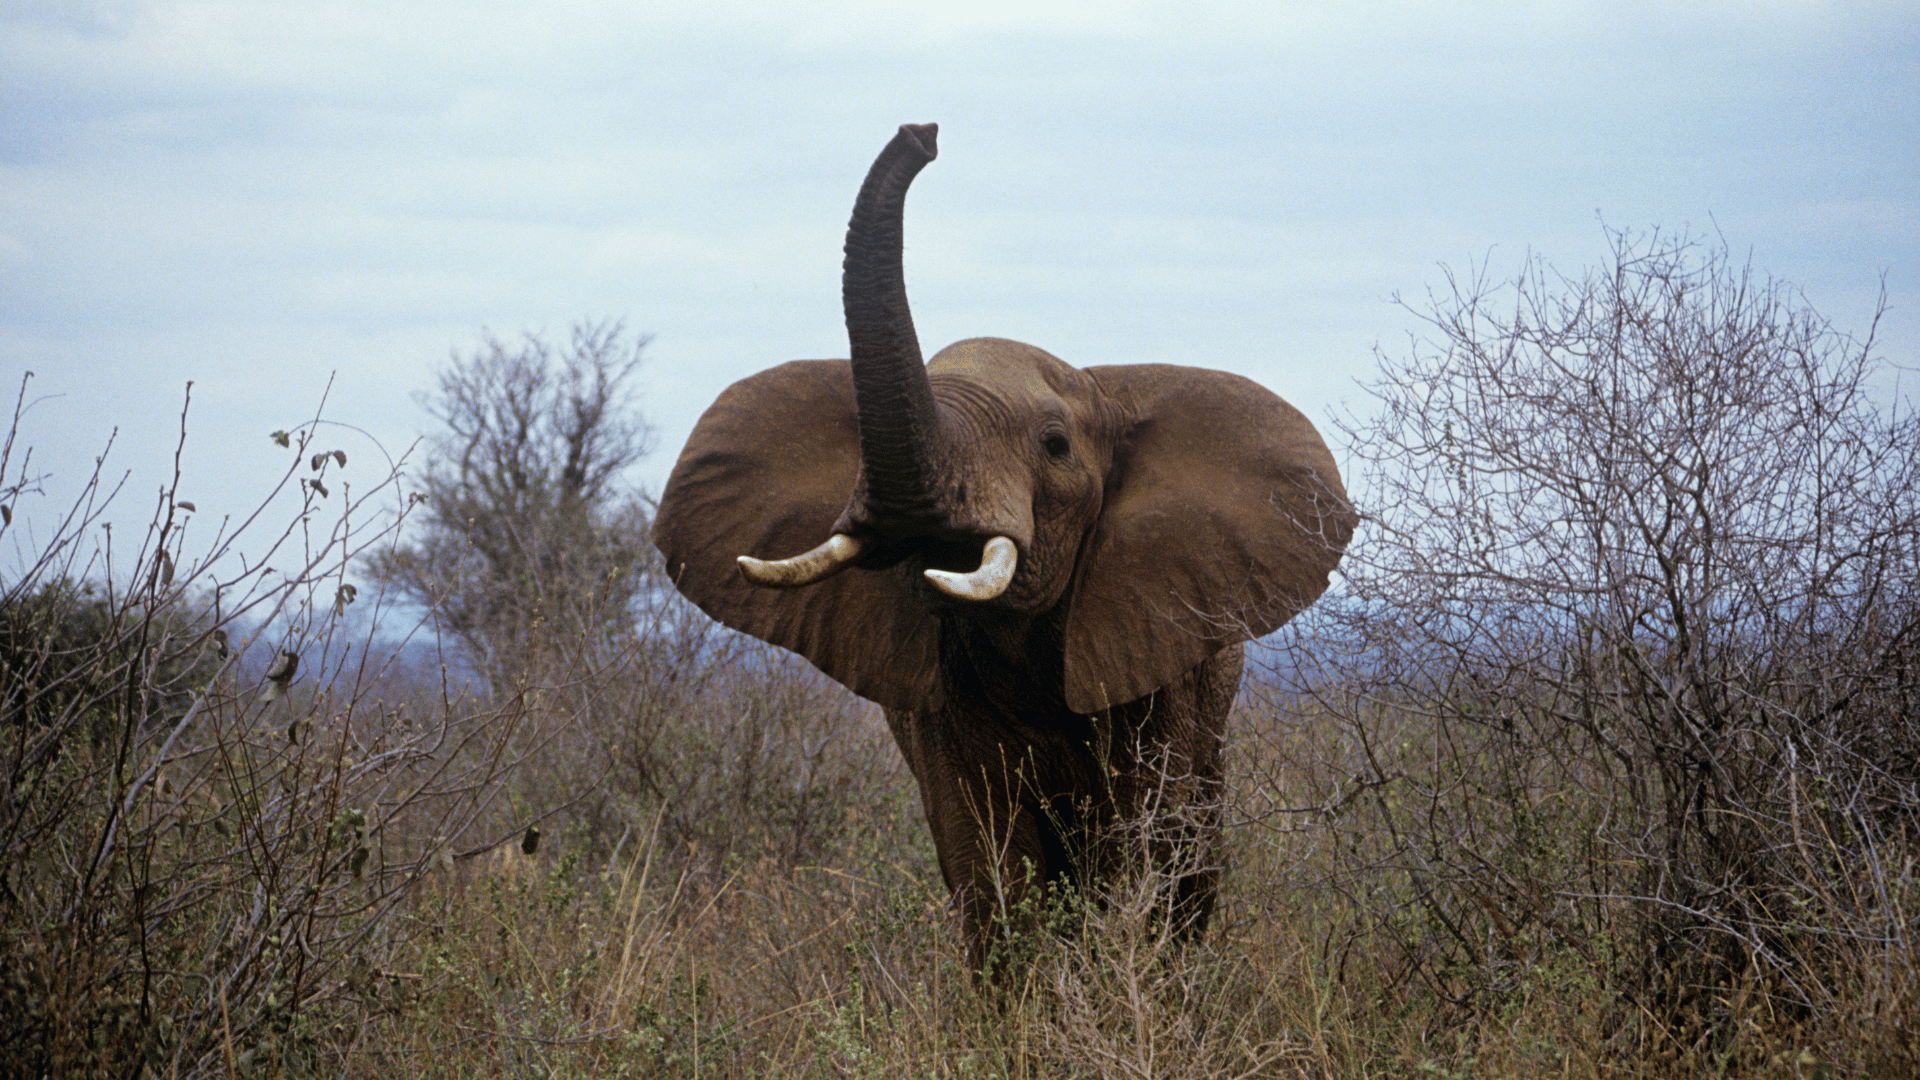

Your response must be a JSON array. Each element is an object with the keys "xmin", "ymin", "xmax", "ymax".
[
  {"xmin": 925, "ymin": 536, "xmax": 1018, "ymax": 601},
  {"xmin": 738, "ymin": 533, "xmax": 864, "ymax": 588}
]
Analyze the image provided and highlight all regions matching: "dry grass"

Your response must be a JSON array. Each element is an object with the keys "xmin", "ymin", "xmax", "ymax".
[
  {"xmin": 222, "ymin": 677, "xmax": 1899, "ymax": 1080},
  {"xmin": 5, "ymin": 370, "xmax": 1914, "ymax": 1078},
  {"xmin": 8, "ymin": 611, "xmax": 1912, "ymax": 1077}
]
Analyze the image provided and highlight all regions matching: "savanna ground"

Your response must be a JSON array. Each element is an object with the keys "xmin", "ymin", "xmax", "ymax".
[
  {"xmin": 5, "ymin": 233, "xmax": 1917, "ymax": 1077},
  {"xmin": 9, "ymin": 616, "xmax": 1910, "ymax": 1079}
]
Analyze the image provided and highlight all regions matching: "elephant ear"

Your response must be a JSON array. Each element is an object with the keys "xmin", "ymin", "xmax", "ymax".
[
  {"xmin": 1065, "ymin": 365, "xmax": 1355, "ymax": 714},
  {"xmin": 653, "ymin": 360, "xmax": 942, "ymax": 712}
]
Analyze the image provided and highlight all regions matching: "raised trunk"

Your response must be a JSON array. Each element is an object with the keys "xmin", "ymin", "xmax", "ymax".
[{"xmin": 842, "ymin": 123, "xmax": 943, "ymax": 525}]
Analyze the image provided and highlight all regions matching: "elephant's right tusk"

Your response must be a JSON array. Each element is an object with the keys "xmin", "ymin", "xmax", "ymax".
[
  {"xmin": 738, "ymin": 533, "xmax": 864, "ymax": 588},
  {"xmin": 924, "ymin": 536, "xmax": 1018, "ymax": 601}
]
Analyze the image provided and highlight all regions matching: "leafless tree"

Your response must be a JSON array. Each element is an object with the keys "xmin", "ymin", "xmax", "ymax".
[
  {"xmin": 1273, "ymin": 227, "xmax": 1918, "ymax": 1055},
  {"xmin": 367, "ymin": 321, "xmax": 658, "ymax": 691}
]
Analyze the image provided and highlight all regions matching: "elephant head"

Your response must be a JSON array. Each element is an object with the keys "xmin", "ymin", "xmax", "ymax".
[{"xmin": 654, "ymin": 123, "xmax": 1354, "ymax": 718}]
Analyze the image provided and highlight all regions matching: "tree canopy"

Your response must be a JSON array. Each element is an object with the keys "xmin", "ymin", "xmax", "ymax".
[{"xmin": 368, "ymin": 321, "xmax": 658, "ymax": 690}]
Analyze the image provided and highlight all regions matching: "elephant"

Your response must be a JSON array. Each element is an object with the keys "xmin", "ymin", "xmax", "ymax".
[{"xmin": 653, "ymin": 124, "xmax": 1353, "ymax": 970}]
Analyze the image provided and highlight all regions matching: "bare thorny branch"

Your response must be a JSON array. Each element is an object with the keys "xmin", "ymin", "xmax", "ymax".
[{"xmin": 1263, "ymin": 226, "xmax": 1918, "ymax": 1046}]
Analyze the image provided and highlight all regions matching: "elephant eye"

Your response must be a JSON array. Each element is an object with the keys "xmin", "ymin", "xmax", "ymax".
[{"xmin": 1041, "ymin": 430, "xmax": 1071, "ymax": 460}]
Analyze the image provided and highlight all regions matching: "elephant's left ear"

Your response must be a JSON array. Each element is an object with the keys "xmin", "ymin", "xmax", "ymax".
[{"xmin": 1065, "ymin": 365, "xmax": 1356, "ymax": 714}]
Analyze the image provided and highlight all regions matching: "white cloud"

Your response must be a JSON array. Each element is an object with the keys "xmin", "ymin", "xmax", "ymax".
[{"xmin": 0, "ymin": 0, "xmax": 1912, "ymax": 562}]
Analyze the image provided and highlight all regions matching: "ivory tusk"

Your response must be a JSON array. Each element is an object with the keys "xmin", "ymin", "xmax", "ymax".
[
  {"xmin": 924, "ymin": 536, "xmax": 1018, "ymax": 601},
  {"xmin": 738, "ymin": 533, "xmax": 864, "ymax": 588}
]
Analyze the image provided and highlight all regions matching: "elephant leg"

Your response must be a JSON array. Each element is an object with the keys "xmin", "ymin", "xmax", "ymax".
[
  {"xmin": 885, "ymin": 707, "xmax": 1071, "ymax": 973},
  {"xmin": 947, "ymin": 797, "xmax": 1058, "ymax": 974},
  {"xmin": 1137, "ymin": 734, "xmax": 1227, "ymax": 940},
  {"xmin": 1094, "ymin": 753, "xmax": 1224, "ymax": 939},
  {"xmin": 1095, "ymin": 644, "xmax": 1239, "ymax": 939},
  {"xmin": 1170, "ymin": 814, "xmax": 1227, "ymax": 931}
]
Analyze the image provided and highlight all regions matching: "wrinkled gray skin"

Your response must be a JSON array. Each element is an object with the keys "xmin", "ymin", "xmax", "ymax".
[{"xmin": 654, "ymin": 124, "xmax": 1354, "ymax": 971}]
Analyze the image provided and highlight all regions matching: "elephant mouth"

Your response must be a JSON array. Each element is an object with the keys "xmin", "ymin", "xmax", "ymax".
[
  {"xmin": 737, "ymin": 527, "xmax": 1020, "ymax": 603},
  {"xmin": 860, "ymin": 529, "xmax": 1022, "ymax": 604},
  {"xmin": 913, "ymin": 534, "xmax": 993, "ymax": 575}
]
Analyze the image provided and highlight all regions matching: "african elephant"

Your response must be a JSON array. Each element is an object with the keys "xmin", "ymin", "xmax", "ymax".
[{"xmin": 653, "ymin": 124, "xmax": 1353, "ymax": 970}]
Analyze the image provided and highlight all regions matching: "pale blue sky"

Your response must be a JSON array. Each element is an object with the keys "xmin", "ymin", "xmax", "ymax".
[{"xmin": 3, "ymin": 0, "xmax": 1915, "ymax": 566}]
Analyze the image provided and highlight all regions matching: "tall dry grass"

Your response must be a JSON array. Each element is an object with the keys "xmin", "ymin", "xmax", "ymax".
[{"xmin": 6, "ymin": 336, "xmax": 1916, "ymax": 1077}]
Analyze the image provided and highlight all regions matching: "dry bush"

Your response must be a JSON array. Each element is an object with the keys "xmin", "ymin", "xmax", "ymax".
[
  {"xmin": 349, "ymin": 319, "xmax": 915, "ymax": 886},
  {"xmin": 0, "ymin": 381, "xmax": 551, "ymax": 1076},
  {"xmin": 328, "ymin": 778, "xmax": 947, "ymax": 1078},
  {"xmin": 27, "ymin": 237, "xmax": 1917, "ymax": 1075},
  {"xmin": 3, "ymin": 377, "xmax": 1366, "ymax": 1077},
  {"xmin": 329, "ymin": 720, "xmax": 1372, "ymax": 1080},
  {"xmin": 365, "ymin": 321, "xmax": 658, "ymax": 696},
  {"xmin": 1265, "ymin": 228, "xmax": 1920, "ymax": 1073},
  {"xmin": 372, "ymin": 515, "xmax": 913, "ymax": 890}
]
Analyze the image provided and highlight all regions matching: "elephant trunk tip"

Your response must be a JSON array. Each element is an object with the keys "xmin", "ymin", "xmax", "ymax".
[{"xmin": 897, "ymin": 123, "xmax": 938, "ymax": 161}]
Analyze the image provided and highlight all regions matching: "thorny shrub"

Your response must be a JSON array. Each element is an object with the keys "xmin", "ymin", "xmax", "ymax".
[
  {"xmin": 1271, "ymin": 228, "xmax": 1919, "ymax": 1070},
  {"xmin": 0, "ymin": 371, "xmax": 910, "ymax": 1077},
  {"xmin": 0, "ymin": 378, "xmax": 546, "ymax": 1076}
]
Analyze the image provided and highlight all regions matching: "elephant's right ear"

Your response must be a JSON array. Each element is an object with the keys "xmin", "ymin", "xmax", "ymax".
[{"xmin": 652, "ymin": 360, "xmax": 943, "ymax": 712}]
